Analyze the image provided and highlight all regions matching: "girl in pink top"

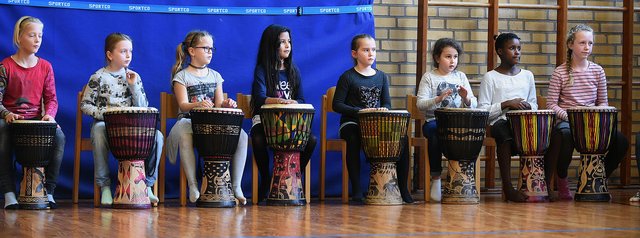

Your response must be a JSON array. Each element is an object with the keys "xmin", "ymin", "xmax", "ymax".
[{"xmin": 545, "ymin": 24, "xmax": 628, "ymax": 200}]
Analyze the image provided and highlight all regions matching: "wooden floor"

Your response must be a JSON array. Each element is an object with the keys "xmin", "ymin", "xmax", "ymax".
[{"xmin": 1, "ymin": 190, "xmax": 639, "ymax": 237}]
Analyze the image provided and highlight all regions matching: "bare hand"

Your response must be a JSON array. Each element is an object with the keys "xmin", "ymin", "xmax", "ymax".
[
  {"xmin": 198, "ymin": 100, "xmax": 214, "ymax": 108},
  {"xmin": 457, "ymin": 85, "xmax": 468, "ymax": 99},
  {"xmin": 223, "ymin": 98, "xmax": 237, "ymax": 108},
  {"xmin": 437, "ymin": 89, "xmax": 453, "ymax": 103},
  {"xmin": 41, "ymin": 115, "xmax": 55, "ymax": 122},
  {"xmin": 279, "ymin": 99, "xmax": 297, "ymax": 104},
  {"xmin": 4, "ymin": 113, "xmax": 24, "ymax": 123},
  {"xmin": 504, "ymin": 98, "xmax": 525, "ymax": 109},
  {"xmin": 125, "ymin": 68, "xmax": 137, "ymax": 85},
  {"xmin": 520, "ymin": 101, "xmax": 532, "ymax": 110}
]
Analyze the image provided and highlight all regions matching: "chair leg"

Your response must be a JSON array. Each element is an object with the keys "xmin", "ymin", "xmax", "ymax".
[
  {"xmin": 252, "ymin": 154, "xmax": 259, "ymax": 205},
  {"xmin": 305, "ymin": 163, "xmax": 311, "ymax": 204},
  {"xmin": 341, "ymin": 145, "xmax": 349, "ymax": 204},
  {"xmin": 152, "ymin": 182, "xmax": 158, "ymax": 207},
  {"xmin": 320, "ymin": 150, "xmax": 326, "ymax": 201},
  {"xmin": 93, "ymin": 181, "xmax": 100, "ymax": 207},
  {"xmin": 158, "ymin": 153, "xmax": 166, "ymax": 204},
  {"xmin": 422, "ymin": 139, "xmax": 430, "ymax": 202},
  {"xmin": 476, "ymin": 160, "xmax": 481, "ymax": 197},
  {"xmin": 73, "ymin": 152, "xmax": 81, "ymax": 204},
  {"xmin": 179, "ymin": 162, "xmax": 187, "ymax": 207}
]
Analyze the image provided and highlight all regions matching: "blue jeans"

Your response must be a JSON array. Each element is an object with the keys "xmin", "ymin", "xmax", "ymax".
[
  {"xmin": 422, "ymin": 120, "xmax": 443, "ymax": 176},
  {"xmin": 91, "ymin": 121, "xmax": 162, "ymax": 187},
  {"xmin": 0, "ymin": 119, "xmax": 65, "ymax": 195}
]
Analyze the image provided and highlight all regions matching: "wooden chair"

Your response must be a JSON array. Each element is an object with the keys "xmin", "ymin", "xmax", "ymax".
[
  {"xmin": 72, "ymin": 88, "xmax": 100, "ymax": 207},
  {"xmin": 241, "ymin": 93, "xmax": 311, "ymax": 204},
  {"xmin": 319, "ymin": 87, "xmax": 349, "ymax": 203},
  {"xmin": 406, "ymin": 95, "xmax": 430, "ymax": 202}
]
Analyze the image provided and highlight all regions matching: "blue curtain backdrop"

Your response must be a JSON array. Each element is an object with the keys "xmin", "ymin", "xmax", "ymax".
[{"xmin": 0, "ymin": 0, "xmax": 374, "ymax": 199}]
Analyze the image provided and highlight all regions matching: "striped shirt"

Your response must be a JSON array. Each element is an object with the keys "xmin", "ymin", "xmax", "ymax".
[{"xmin": 546, "ymin": 61, "xmax": 608, "ymax": 121}]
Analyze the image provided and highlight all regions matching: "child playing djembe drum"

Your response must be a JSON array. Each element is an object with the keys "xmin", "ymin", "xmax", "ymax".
[
  {"xmin": 80, "ymin": 33, "xmax": 163, "ymax": 206},
  {"xmin": 333, "ymin": 34, "xmax": 413, "ymax": 204}
]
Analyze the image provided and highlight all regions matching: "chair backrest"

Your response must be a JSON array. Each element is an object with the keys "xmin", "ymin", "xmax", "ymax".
[
  {"xmin": 406, "ymin": 94, "xmax": 426, "ymax": 138},
  {"xmin": 236, "ymin": 93, "xmax": 252, "ymax": 119},
  {"xmin": 75, "ymin": 86, "xmax": 92, "ymax": 151},
  {"xmin": 537, "ymin": 94, "xmax": 547, "ymax": 110},
  {"xmin": 321, "ymin": 87, "xmax": 339, "ymax": 142}
]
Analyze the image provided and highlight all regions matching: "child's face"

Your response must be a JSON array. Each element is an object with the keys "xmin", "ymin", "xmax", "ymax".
[
  {"xmin": 190, "ymin": 36, "xmax": 214, "ymax": 66},
  {"xmin": 18, "ymin": 23, "xmax": 43, "ymax": 54},
  {"xmin": 436, "ymin": 46, "xmax": 459, "ymax": 74},
  {"xmin": 498, "ymin": 38, "xmax": 521, "ymax": 66},
  {"xmin": 351, "ymin": 38, "xmax": 376, "ymax": 67},
  {"xmin": 107, "ymin": 40, "xmax": 133, "ymax": 69},
  {"xmin": 278, "ymin": 31, "xmax": 291, "ymax": 60},
  {"xmin": 569, "ymin": 30, "xmax": 593, "ymax": 61}
]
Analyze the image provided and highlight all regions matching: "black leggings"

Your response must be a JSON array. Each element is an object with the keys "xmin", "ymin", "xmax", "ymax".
[
  {"xmin": 546, "ymin": 121, "xmax": 629, "ymax": 179},
  {"xmin": 250, "ymin": 123, "xmax": 317, "ymax": 200},
  {"xmin": 339, "ymin": 123, "xmax": 410, "ymax": 198}
]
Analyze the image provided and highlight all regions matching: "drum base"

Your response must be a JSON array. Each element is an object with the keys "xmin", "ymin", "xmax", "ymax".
[
  {"xmin": 442, "ymin": 160, "xmax": 479, "ymax": 204},
  {"xmin": 18, "ymin": 167, "xmax": 49, "ymax": 210},
  {"xmin": 365, "ymin": 162, "xmax": 402, "ymax": 205},
  {"xmin": 518, "ymin": 156, "xmax": 549, "ymax": 202},
  {"xmin": 575, "ymin": 154, "xmax": 610, "ymax": 202},
  {"xmin": 267, "ymin": 151, "xmax": 305, "ymax": 206},
  {"xmin": 113, "ymin": 160, "xmax": 151, "ymax": 209},
  {"xmin": 197, "ymin": 159, "xmax": 236, "ymax": 208}
]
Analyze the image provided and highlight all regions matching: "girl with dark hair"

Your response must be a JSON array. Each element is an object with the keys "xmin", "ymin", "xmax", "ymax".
[
  {"xmin": 416, "ymin": 38, "xmax": 476, "ymax": 202},
  {"xmin": 478, "ymin": 33, "xmax": 538, "ymax": 202},
  {"xmin": 250, "ymin": 24, "xmax": 317, "ymax": 203}
]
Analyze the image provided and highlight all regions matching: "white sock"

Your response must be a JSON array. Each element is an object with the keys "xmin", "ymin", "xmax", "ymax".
[
  {"xmin": 430, "ymin": 178, "xmax": 442, "ymax": 202},
  {"xmin": 233, "ymin": 186, "xmax": 246, "ymax": 205},
  {"xmin": 4, "ymin": 192, "xmax": 18, "ymax": 208},
  {"xmin": 188, "ymin": 184, "xmax": 200, "ymax": 203},
  {"xmin": 232, "ymin": 130, "xmax": 248, "ymax": 206},
  {"xmin": 47, "ymin": 194, "xmax": 55, "ymax": 203},
  {"xmin": 101, "ymin": 186, "xmax": 113, "ymax": 205},
  {"xmin": 147, "ymin": 187, "xmax": 159, "ymax": 203}
]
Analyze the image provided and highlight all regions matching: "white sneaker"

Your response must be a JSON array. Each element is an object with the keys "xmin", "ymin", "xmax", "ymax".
[
  {"xmin": 147, "ymin": 187, "xmax": 159, "ymax": 203},
  {"xmin": 430, "ymin": 178, "xmax": 442, "ymax": 202},
  {"xmin": 188, "ymin": 186, "xmax": 200, "ymax": 203},
  {"xmin": 630, "ymin": 192, "xmax": 640, "ymax": 202},
  {"xmin": 101, "ymin": 186, "xmax": 113, "ymax": 205}
]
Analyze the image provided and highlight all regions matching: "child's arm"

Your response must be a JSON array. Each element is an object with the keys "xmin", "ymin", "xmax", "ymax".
[
  {"xmin": 294, "ymin": 70, "xmax": 305, "ymax": 104},
  {"xmin": 0, "ymin": 63, "xmax": 14, "ymax": 120},
  {"xmin": 460, "ymin": 72, "xmax": 477, "ymax": 108},
  {"xmin": 41, "ymin": 64, "xmax": 58, "ymax": 121},
  {"xmin": 416, "ymin": 73, "xmax": 438, "ymax": 112},
  {"xmin": 526, "ymin": 71, "xmax": 538, "ymax": 110},
  {"xmin": 173, "ymin": 82, "xmax": 212, "ymax": 112},
  {"xmin": 595, "ymin": 67, "xmax": 608, "ymax": 106},
  {"xmin": 547, "ymin": 68, "xmax": 567, "ymax": 121},
  {"xmin": 380, "ymin": 74, "xmax": 391, "ymax": 109},
  {"xmin": 332, "ymin": 74, "xmax": 360, "ymax": 118},
  {"xmin": 127, "ymin": 70, "xmax": 148, "ymax": 107},
  {"xmin": 80, "ymin": 75, "xmax": 105, "ymax": 120}
]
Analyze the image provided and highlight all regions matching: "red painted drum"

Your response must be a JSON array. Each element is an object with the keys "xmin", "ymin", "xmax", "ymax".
[{"xmin": 260, "ymin": 104, "xmax": 314, "ymax": 206}]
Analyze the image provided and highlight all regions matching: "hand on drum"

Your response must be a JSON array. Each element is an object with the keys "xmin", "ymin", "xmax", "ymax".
[
  {"xmin": 222, "ymin": 98, "xmax": 237, "ymax": 108},
  {"xmin": 125, "ymin": 68, "xmax": 138, "ymax": 85},
  {"xmin": 198, "ymin": 99, "xmax": 214, "ymax": 108},
  {"xmin": 503, "ymin": 98, "xmax": 529, "ymax": 110},
  {"xmin": 41, "ymin": 115, "xmax": 56, "ymax": 122},
  {"xmin": 279, "ymin": 99, "xmax": 298, "ymax": 104},
  {"xmin": 4, "ymin": 112, "xmax": 24, "ymax": 123}
]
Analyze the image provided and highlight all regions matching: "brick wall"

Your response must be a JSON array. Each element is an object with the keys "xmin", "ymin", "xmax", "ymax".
[{"xmin": 373, "ymin": 0, "xmax": 639, "ymax": 185}]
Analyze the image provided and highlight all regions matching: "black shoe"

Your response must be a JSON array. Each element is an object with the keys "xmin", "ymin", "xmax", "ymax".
[
  {"xmin": 4, "ymin": 204, "xmax": 18, "ymax": 210},
  {"xmin": 48, "ymin": 201, "xmax": 58, "ymax": 209},
  {"xmin": 400, "ymin": 189, "xmax": 414, "ymax": 204},
  {"xmin": 351, "ymin": 196, "xmax": 364, "ymax": 204}
]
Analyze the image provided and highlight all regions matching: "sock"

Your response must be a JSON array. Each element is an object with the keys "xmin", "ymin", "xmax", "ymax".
[
  {"xmin": 101, "ymin": 186, "xmax": 113, "ymax": 205},
  {"xmin": 47, "ymin": 194, "xmax": 57, "ymax": 209},
  {"xmin": 188, "ymin": 183, "xmax": 200, "ymax": 203},
  {"xmin": 147, "ymin": 187, "xmax": 159, "ymax": 203},
  {"xmin": 232, "ymin": 131, "xmax": 248, "ymax": 205},
  {"xmin": 47, "ymin": 194, "xmax": 55, "ymax": 203},
  {"xmin": 4, "ymin": 192, "xmax": 18, "ymax": 209},
  {"xmin": 430, "ymin": 178, "xmax": 442, "ymax": 202}
]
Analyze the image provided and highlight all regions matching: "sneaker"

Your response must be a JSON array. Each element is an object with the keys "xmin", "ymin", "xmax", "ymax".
[
  {"xmin": 430, "ymin": 179, "xmax": 442, "ymax": 202},
  {"xmin": 630, "ymin": 192, "xmax": 640, "ymax": 202},
  {"xmin": 556, "ymin": 177, "xmax": 573, "ymax": 200}
]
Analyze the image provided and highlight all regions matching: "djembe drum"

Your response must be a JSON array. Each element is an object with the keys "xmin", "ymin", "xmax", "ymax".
[
  {"xmin": 10, "ymin": 120, "xmax": 57, "ymax": 209},
  {"xmin": 260, "ymin": 104, "xmax": 315, "ymax": 205},
  {"xmin": 190, "ymin": 107, "xmax": 244, "ymax": 208},
  {"xmin": 567, "ymin": 106, "xmax": 617, "ymax": 202},
  {"xmin": 358, "ymin": 109, "xmax": 410, "ymax": 205},
  {"xmin": 104, "ymin": 107, "xmax": 159, "ymax": 209},
  {"xmin": 435, "ymin": 108, "xmax": 488, "ymax": 204},
  {"xmin": 507, "ymin": 110, "xmax": 555, "ymax": 202}
]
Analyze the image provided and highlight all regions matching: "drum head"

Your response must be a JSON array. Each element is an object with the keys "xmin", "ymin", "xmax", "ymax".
[
  {"xmin": 506, "ymin": 109, "xmax": 555, "ymax": 116},
  {"xmin": 261, "ymin": 103, "xmax": 314, "ymax": 110}
]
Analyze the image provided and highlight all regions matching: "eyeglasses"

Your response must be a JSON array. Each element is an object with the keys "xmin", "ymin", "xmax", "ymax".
[{"xmin": 193, "ymin": 46, "xmax": 215, "ymax": 53}]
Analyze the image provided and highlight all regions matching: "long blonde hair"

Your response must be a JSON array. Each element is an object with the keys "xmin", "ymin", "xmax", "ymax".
[
  {"xmin": 565, "ymin": 24, "xmax": 593, "ymax": 86},
  {"xmin": 13, "ymin": 16, "xmax": 43, "ymax": 49},
  {"xmin": 170, "ymin": 30, "xmax": 213, "ymax": 79}
]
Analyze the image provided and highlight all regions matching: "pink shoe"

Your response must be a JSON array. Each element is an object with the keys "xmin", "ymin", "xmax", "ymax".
[{"xmin": 556, "ymin": 177, "xmax": 573, "ymax": 200}]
